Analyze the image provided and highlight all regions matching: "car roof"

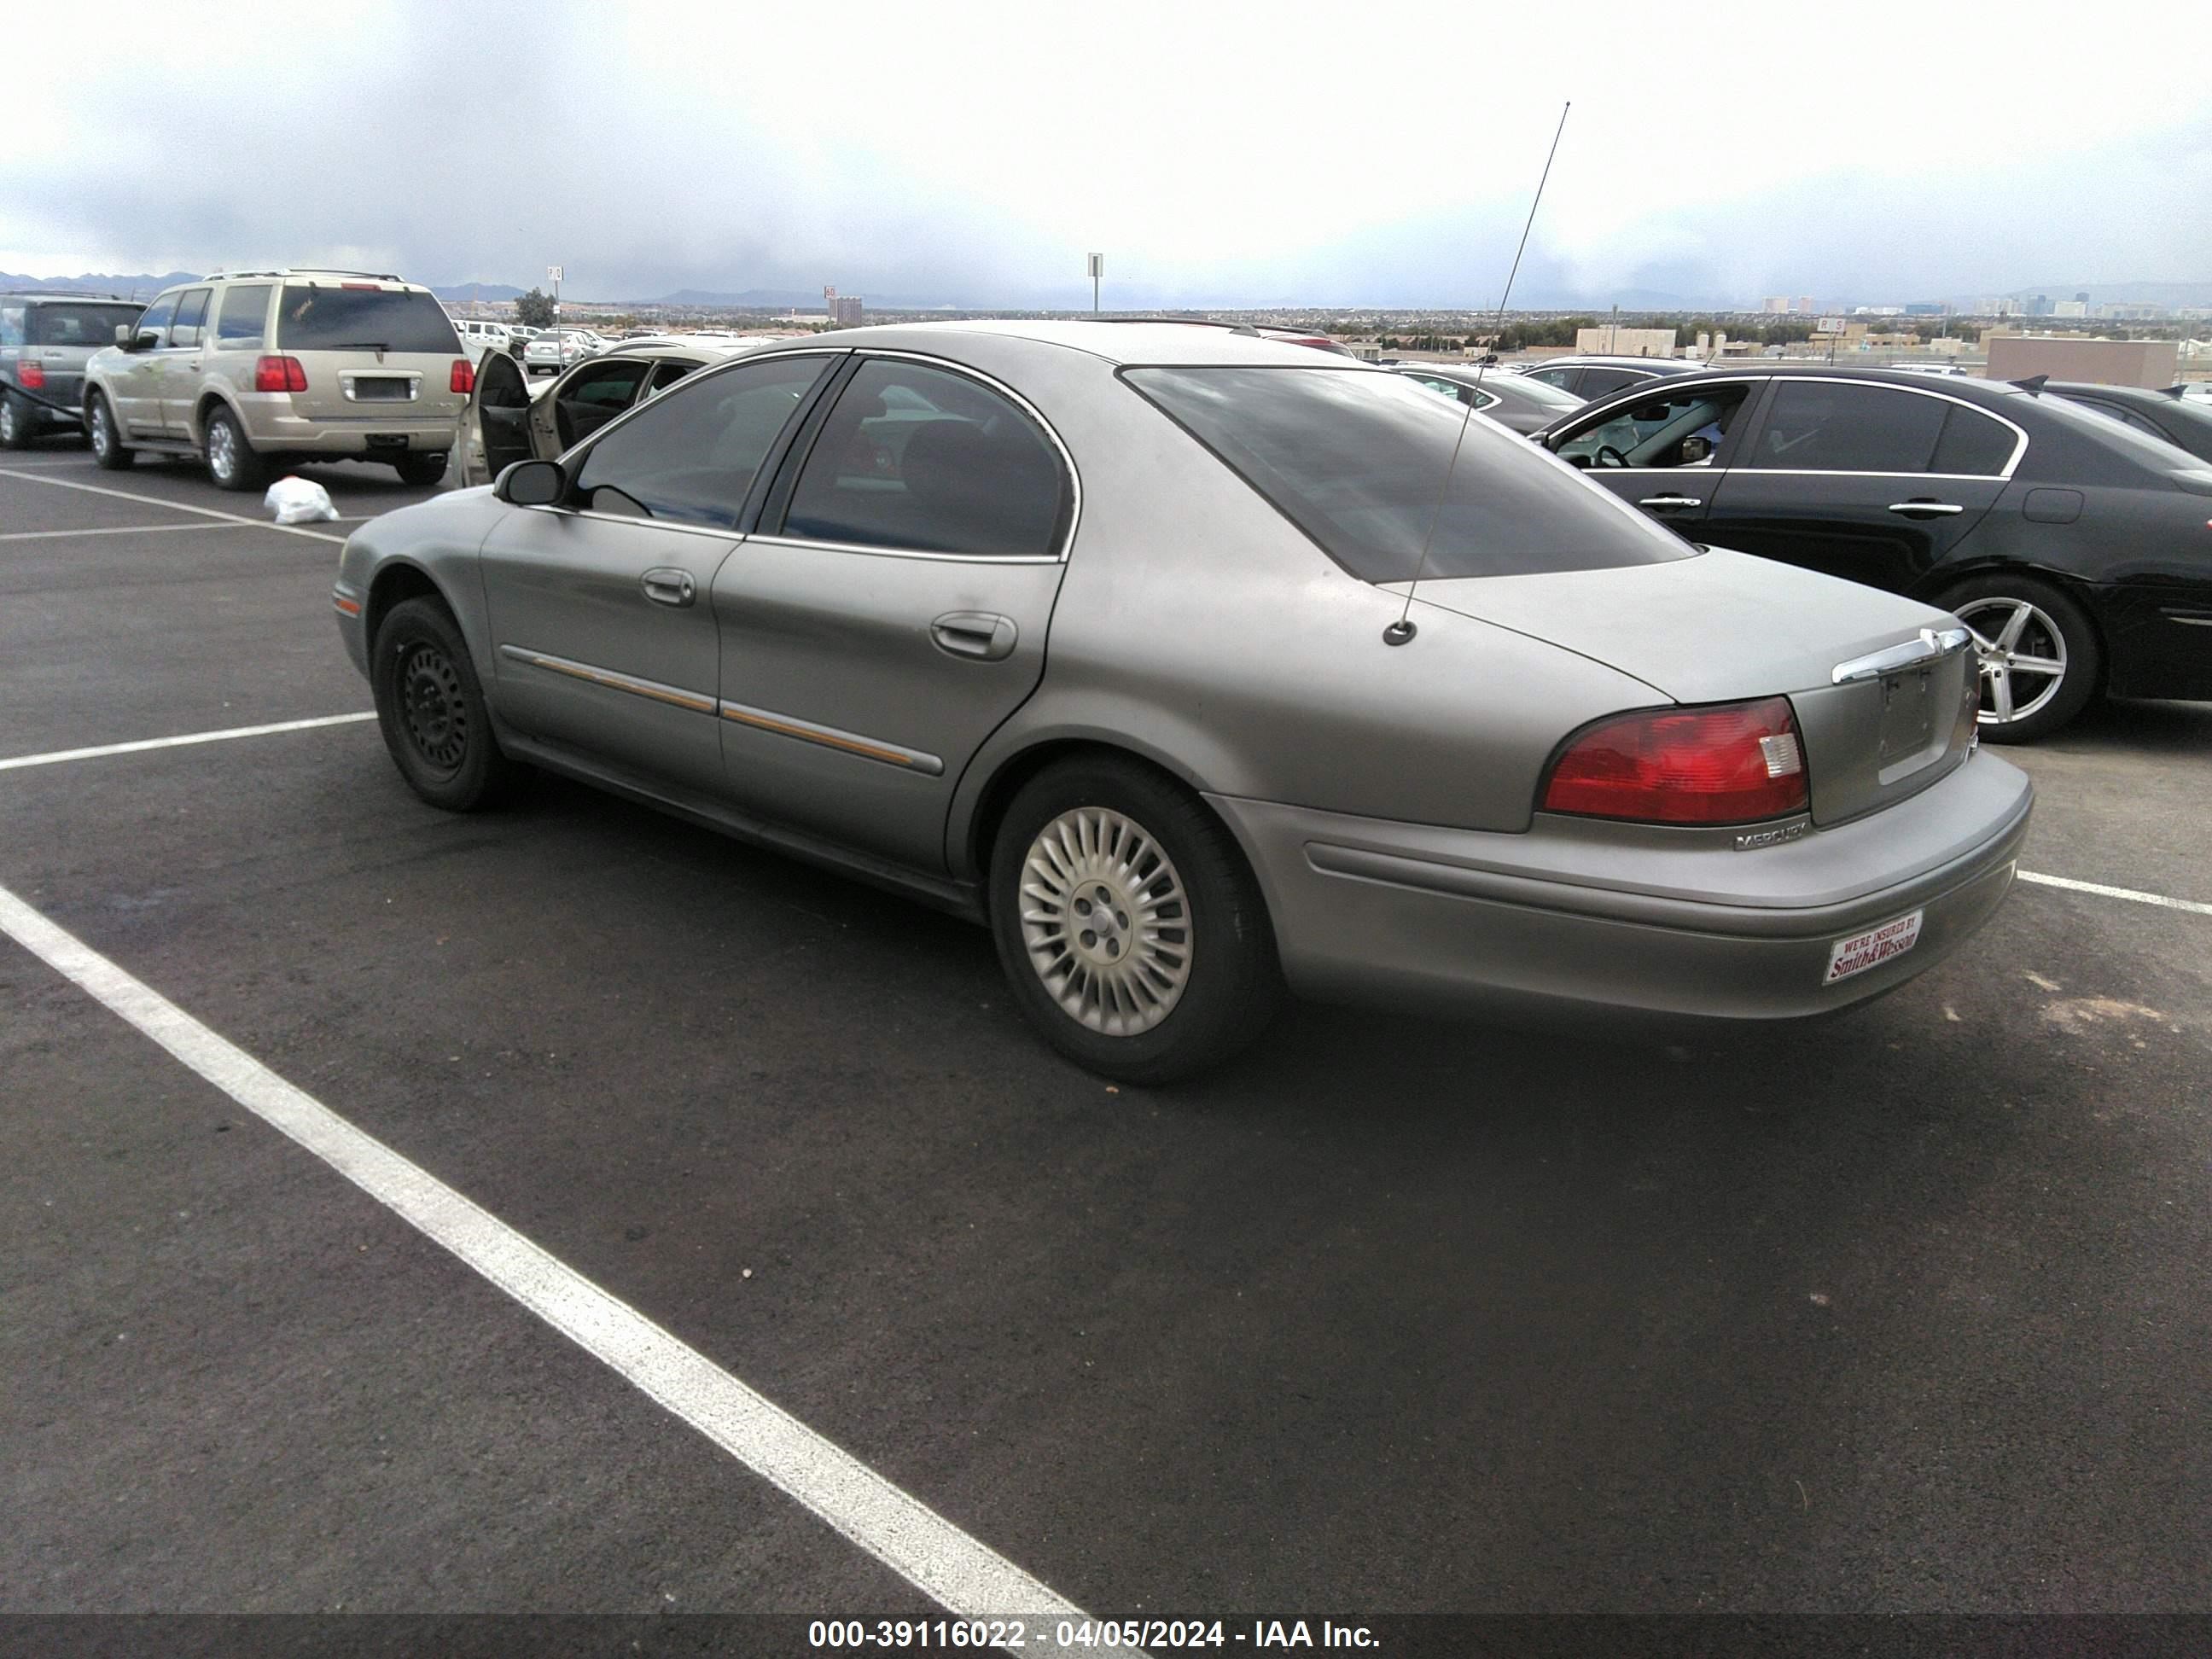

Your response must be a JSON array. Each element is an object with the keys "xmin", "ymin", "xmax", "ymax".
[
  {"xmin": 783, "ymin": 318, "xmax": 1377, "ymax": 369},
  {"xmin": 2045, "ymin": 381, "xmax": 2190, "ymax": 406},
  {"xmin": 2, "ymin": 290, "xmax": 134, "ymax": 303},
  {"xmin": 1600, "ymin": 362, "xmax": 2040, "ymax": 409}
]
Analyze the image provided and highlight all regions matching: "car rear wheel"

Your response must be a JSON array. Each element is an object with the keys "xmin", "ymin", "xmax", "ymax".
[
  {"xmin": 0, "ymin": 393, "xmax": 34, "ymax": 449},
  {"xmin": 1941, "ymin": 573, "xmax": 2101, "ymax": 743},
  {"xmin": 86, "ymin": 393, "xmax": 133, "ymax": 469},
  {"xmin": 988, "ymin": 756, "xmax": 1281, "ymax": 1084},
  {"xmin": 371, "ymin": 597, "xmax": 520, "ymax": 811},
  {"xmin": 393, "ymin": 451, "xmax": 448, "ymax": 486},
  {"xmin": 203, "ymin": 406, "xmax": 268, "ymax": 492}
]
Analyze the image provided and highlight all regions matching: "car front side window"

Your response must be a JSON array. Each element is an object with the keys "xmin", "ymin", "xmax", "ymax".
[
  {"xmin": 570, "ymin": 353, "xmax": 830, "ymax": 529},
  {"xmin": 168, "ymin": 289, "xmax": 212, "ymax": 350},
  {"xmin": 131, "ymin": 294, "xmax": 179, "ymax": 350},
  {"xmin": 1557, "ymin": 385, "xmax": 1751, "ymax": 469},
  {"xmin": 779, "ymin": 358, "xmax": 1067, "ymax": 559}
]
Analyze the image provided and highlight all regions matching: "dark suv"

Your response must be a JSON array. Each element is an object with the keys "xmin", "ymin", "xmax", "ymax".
[{"xmin": 0, "ymin": 292, "xmax": 144, "ymax": 448}]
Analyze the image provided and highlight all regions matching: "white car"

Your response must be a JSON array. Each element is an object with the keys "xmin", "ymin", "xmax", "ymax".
[{"xmin": 523, "ymin": 328, "xmax": 606, "ymax": 376}]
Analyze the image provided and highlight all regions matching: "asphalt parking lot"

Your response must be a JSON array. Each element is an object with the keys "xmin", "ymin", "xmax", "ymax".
[{"xmin": 3, "ymin": 434, "xmax": 2209, "ymax": 1637}]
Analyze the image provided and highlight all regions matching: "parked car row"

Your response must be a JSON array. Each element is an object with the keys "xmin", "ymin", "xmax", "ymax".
[{"xmin": 0, "ymin": 290, "xmax": 147, "ymax": 448}]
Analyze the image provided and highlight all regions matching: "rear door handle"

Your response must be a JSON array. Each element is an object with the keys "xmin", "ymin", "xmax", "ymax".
[
  {"xmin": 1638, "ymin": 494, "xmax": 1703, "ymax": 509},
  {"xmin": 640, "ymin": 568, "xmax": 695, "ymax": 608},
  {"xmin": 930, "ymin": 611, "xmax": 1017, "ymax": 661},
  {"xmin": 1889, "ymin": 500, "xmax": 1964, "ymax": 516}
]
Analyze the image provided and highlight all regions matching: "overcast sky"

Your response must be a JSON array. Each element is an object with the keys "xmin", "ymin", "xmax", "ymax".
[{"xmin": 5, "ymin": 0, "xmax": 2208, "ymax": 309}]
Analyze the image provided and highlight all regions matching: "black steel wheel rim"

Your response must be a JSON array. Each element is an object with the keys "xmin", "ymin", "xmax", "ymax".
[{"xmin": 399, "ymin": 643, "xmax": 469, "ymax": 772}]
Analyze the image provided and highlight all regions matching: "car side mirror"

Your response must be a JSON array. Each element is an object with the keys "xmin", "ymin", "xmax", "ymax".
[
  {"xmin": 496, "ymin": 458, "xmax": 566, "ymax": 506},
  {"xmin": 115, "ymin": 323, "xmax": 135, "ymax": 346}
]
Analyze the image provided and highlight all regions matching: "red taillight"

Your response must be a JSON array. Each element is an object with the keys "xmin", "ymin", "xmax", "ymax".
[
  {"xmin": 17, "ymin": 362, "xmax": 45, "ymax": 389},
  {"xmin": 253, "ymin": 356, "xmax": 308, "ymax": 393},
  {"xmin": 450, "ymin": 358, "xmax": 474, "ymax": 394},
  {"xmin": 1542, "ymin": 696, "xmax": 1808, "ymax": 824}
]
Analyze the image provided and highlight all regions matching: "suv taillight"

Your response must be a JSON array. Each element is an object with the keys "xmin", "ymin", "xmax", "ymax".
[
  {"xmin": 1542, "ymin": 697, "xmax": 1808, "ymax": 824},
  {"xmin": 450, "ymin": 358, "xmax": 474, "ymax": 394},
  {"xmin": 17, "ymin": 362, "xmax": 44, "ymax": 389},
  {"xmin": 253, "ymin": 356, "xmax": 308, "ymax": 393}
]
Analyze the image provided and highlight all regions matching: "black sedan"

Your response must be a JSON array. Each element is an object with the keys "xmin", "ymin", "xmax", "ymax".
[
  {"xmin": 2046, "ymin": 382, "xmax": 2212, "ymax": 467},
  {"xmin": 1389, "ymin": 364, "xmax": 1587, "ymax": 433},
  {"xmin": 1534, "ymin": 366, "xmax": 2212, "ymax": 741}
]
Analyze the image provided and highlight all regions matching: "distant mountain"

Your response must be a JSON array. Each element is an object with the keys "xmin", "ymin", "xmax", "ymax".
[
  {"xmin": 652, "ymin": 288, "xmax": 827, "ymax": 308},
  {"xmin": 1972, "ymin": 280, "xmax": 2212, "ymax": 309},
  {"xmin": 429, "ymin": 282, "xmax": 527, "ymax": 302},
  {"xmin": 0, "ymin": 270, "xmax": 198, "ymax": 297}
]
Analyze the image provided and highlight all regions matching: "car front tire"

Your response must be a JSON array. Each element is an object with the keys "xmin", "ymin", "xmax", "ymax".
[
  {"xmin": 988, "ymin": 756, "xmax": 1282, "ymax": 1085},
  {"xmin": 1941, "ymin": 573, "xmax": 2102, "ymax": 743},
  {"xmin": 370, "ymin": 597, "xmax": 520, "ymax": 811},
  {"xmin": 86, "ymin": 393, "xmax": 133, "ymax": 469}
]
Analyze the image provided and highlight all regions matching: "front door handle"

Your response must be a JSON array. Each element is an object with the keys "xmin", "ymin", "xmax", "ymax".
[
  {"xmin": 931, "ymin": 611, "xmax": 1017, "ymax": 661},
  {"xmin": 640, "ymin": 567, "xmax": 696, "ymax": 608},
  {"xmin": 1638, "ymin": 494, "xmax": 1703, "ymax": 509},
  {"xmin": 1889, "ymin": 500, "xmax": 1964, "ymax": 516}
]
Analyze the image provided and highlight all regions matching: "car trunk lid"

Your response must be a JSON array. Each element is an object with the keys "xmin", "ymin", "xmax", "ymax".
[{"xmin": 1406, "ymin": 548, "xmax": 1980, "ymax": 825}]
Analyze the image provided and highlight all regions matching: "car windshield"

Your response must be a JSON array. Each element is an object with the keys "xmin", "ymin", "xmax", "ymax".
[
  {"xmin": 275, "ymin": 286, "xmax": 459, "ymax": 353},
  {"xmin": 29, "ymin": 302, "xmax": 141, "ymax": 346},
  {"xmin": 1124, "ymin": 365, "xmax": 1694, "ymax": 582}
]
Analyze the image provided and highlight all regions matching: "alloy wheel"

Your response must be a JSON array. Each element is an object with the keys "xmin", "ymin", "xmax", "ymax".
[
  {"xmin": 89, "ymin": 402, "xmax": 110, "ymax": 458},
  {"xmin": 1957, "ymin": 597, "xmax": 2068, "ymax": 726},
  {"xmin": 207, "ymin": 418, "xmax": 238, "ymax": 484},
  {"xmin": 399, "ymin": 643, "xmax": 469, "ymax": 772},
  {"xmin": 1019, "ymin": 806, "xmax": 1192, "ymax": 1037},
  {"xmin": 0, "ymin": 400, "xmax": 20, "ymax": 445}
]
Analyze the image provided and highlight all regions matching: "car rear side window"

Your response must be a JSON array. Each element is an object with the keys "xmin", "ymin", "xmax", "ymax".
[
  {"xmin": 1747, "ymin": 381, "xmax": 1952, "ymax": 472},
  {"xmin": 573, "ymin": 353, "xmax": 830, "ymax": 528},
  {"xmin": 26, "ymin": 303, "xmax": 139, "ymax": 347},
  {"xmin": 1928, "ymin": 402, "xmax": 2018, "ymax": 474},
  {"xmin": 1577, "ymin": 367, "xmax": 1644, "ymax": 397},
  {"xmin": 216, "ymin": 284, "xmax": 271, "ymax": 350},
  {"xmin": 274, "ymin": 286, "xmax": 460, "ymax": 354},
  {"xmin": 1124, "ymin": 365, "xmax": 1692, "ymax": 582},
  {"xmin": 780, "ymin": 358, "xmax": 1068, "ymax": 558},
  {"xmin": 168, "ymin": 289, "xmax": 211, "ymax": 349}
]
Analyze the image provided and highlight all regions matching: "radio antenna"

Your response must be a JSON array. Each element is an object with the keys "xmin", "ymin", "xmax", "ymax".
[{"xmin": 1385, "ymin": 99, "xmax": 1571, "ymax": 647}]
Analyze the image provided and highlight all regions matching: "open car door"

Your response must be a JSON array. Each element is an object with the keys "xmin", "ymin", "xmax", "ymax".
[{"xmin": 469, "ymin": 349, "xmax": 535, "ymax": 485}]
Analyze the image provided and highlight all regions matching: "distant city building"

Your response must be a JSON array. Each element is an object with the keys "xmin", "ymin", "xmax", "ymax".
[
  {"xmin": 2029, "ymin": 294, "xmax": 2052, "ymax": 316},
  {"xmin": 2075, "ymin": 291, "xmax": 2091, "ymax": 305},
  {"xmin": 1761, "ymin": 296, "xmax": 1791, "ymax": 313},
  {"xmin": 1573, "ymin": 325, "xmax": 1676, "ymax": 358},
  {"xmin": 1794, "ymin": 296, "xmax": 1816, "ymax": 314},
  {"xmin": 2053, "ymin": 300, "xmax": 2088, "ymax": 318},
  {"xmin": 822, "ymin": 284, "xmax": 865, "ymax": 328},
  {"xmin": 1905, "ymin": 302, "xmax": 1947, "ymax": 317},
  {"xmin": 1983, "ymin": 333, "xmax": 2179, "ymax": 388}
]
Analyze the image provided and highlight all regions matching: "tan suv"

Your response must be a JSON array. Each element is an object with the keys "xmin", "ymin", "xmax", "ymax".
[{"xmin": 80, "ymin": 268, "xmax": 472, "ymax": 490}]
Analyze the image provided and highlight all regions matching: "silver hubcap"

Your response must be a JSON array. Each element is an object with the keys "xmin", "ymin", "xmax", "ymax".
[
  {"xmin": 1, "ymin": 401, "xmax": 19, "ymax": 441},
  {"xmin": 1019, "ymin": 806, "xmax": 1192, "ymax": 1036},
  {"xmin": 1958, "ymin": 597, "xmax": 2067, "ymax": 725},
  {"xmin": 207, "ymin": 420, "xmax": 236, "ymax": 480},
  {"xmin": 90, "ymin": 404, "xmax": 108, "ymax": 454}
]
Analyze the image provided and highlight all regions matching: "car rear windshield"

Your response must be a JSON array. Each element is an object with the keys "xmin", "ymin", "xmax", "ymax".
[
  {"xmin": 29, "ymin": 303, "xmax": 141, "ymax": 346},
  {"xmin": 274, "ymin": 285, "xmax": 459, "ymax": 354},
  {"xmin": 1123, "ymin": 365, "xmax": 1692, "ymax": 581}
]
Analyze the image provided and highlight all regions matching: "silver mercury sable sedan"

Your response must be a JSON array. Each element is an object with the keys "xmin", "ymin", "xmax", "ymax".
[{"xmin": 333, "ymin": 322, "xmax": 2032, "ymax": 1082}]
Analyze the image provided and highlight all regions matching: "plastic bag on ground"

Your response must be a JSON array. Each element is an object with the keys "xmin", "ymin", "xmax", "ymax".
[{"xmin": 264, "ymin": 476, "xmax": 338, "ymax": 526}]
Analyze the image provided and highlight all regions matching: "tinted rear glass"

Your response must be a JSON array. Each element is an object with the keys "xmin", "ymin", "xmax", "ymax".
[
  {"xmin": 275, "ymin": 286, "xmax": 459, "ymax": 354},
  {"xmin": 217, "ymin": 284, "xmax": 272, "ymax": 348},
  {"xmin": 1124, "ymin": 365, "xmax": 1692, "ymax": 582},
  {"xmin": 1746, "ymin": 381, "xmax": 1948, "ymax": 472},
  {"xmin": 1929, "ymin": 403, "xmax": 2017, "ymax": 474},
  {"xmin": 29, "ymin": 302, "xmax": 141, "ymax": 346}
]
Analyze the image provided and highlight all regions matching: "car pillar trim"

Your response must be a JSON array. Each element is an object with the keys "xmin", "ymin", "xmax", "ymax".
[
  {"xmin": 1831, "ymin": 626, "xmax": 1975, "ymax": 685},
  {"xmin": 497, "ymin": 644, "xmax": 717, "ymax": 713},
  {"xmin": 716, "ymin": 698, "xmax": 945, "ymax": 776}
]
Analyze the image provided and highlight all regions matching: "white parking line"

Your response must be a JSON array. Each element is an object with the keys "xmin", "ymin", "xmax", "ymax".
[
  {"xmin": 0, "ymin": 880, "xmax": 1123, "ymax": 1641},
  {"xmin": 0, "ymin": 521, "xmax": 254, "ymax": 544},
  {"xmin": 0, "ymin": 713, "xmax": 376, "ymax": 773},
  {"xmin": 0, "ymin": 467, "xmax": 348, "ymax": 544},
  {"xmin": 2017, "ymin": 870, "xmax": 2212, "ymax": 918}
]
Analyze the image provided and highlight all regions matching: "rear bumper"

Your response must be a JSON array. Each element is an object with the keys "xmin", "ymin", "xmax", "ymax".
[
  {"xmin": 236, "ymin": 395, "xmax": 459, "ymax": 455},
  {"xmin": 1209, "ymin": 752, "xmax": 2033, "ymax": 1023}
]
